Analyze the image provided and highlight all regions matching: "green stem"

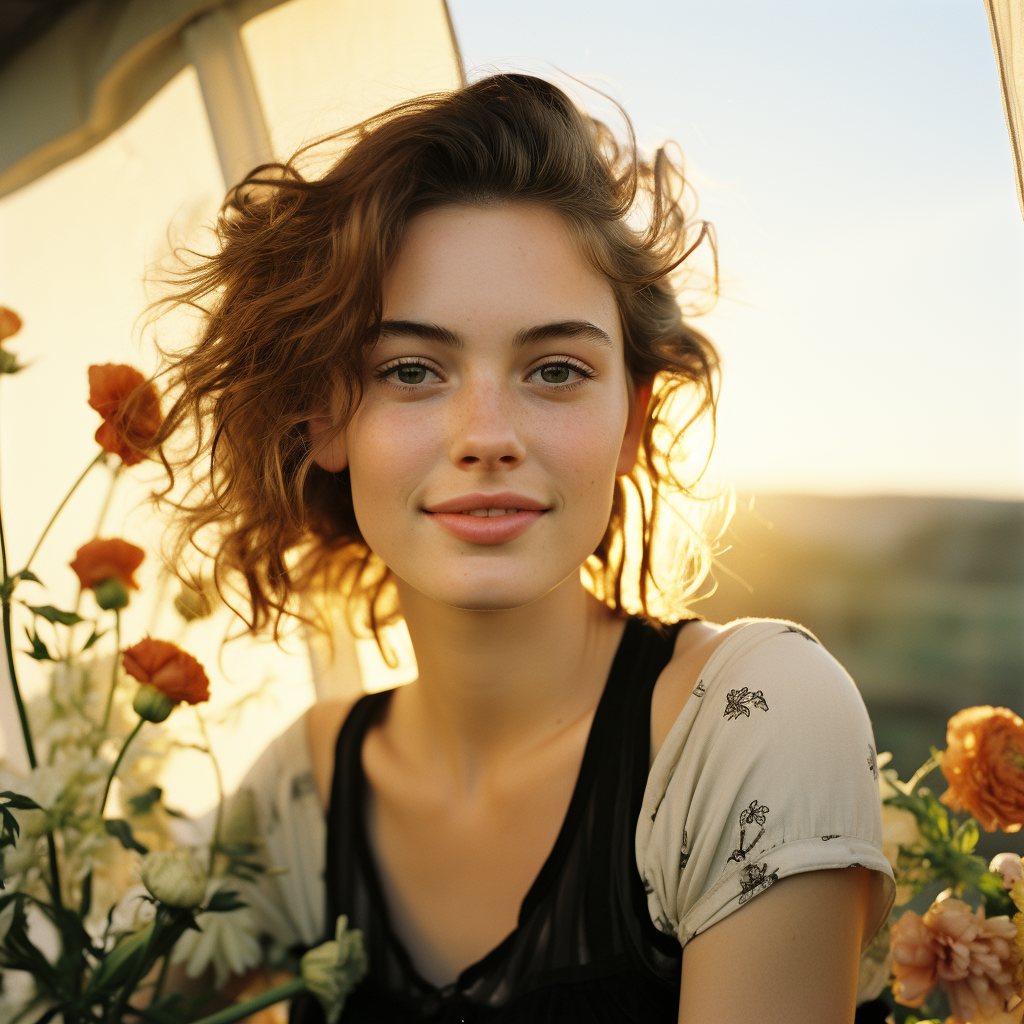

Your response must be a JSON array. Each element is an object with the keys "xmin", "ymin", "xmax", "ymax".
[
  {"xmin": 93, "ymin": 460, "xmax": 123, "ymax": 539},
  {"xmin": 196, "ymin": 712, "xmax": 225, "ymax": 875},
  {"xmin": 905, "ymin": 755, "xmax": 942, "ymax": 796},
  {"xmin": 100, "ymin": 609, "xmax": 121, "ymax": 736},
  {"xmin": 2, "ymin": 601, "xmax": 35, "ymax": 768},
  {"xmin": 0, "ymin": 417, "xmax": 62, "ymax": 908},
  {"xmin": 23, "ymin": 450, "xmax": 106, "ymax": 572},
  {"xmin": 99, "ymin": 718, "xmax": 143, "ymax": 816},
  {"xmin": 44, "ymin": 832, "xmax": 63, "ymax": 909},
  {"xmin": 0, "ymin": 468, "xmax": 35, "ymax": 770},
  {"xmin": 151, "ymin": 952, "xmax": 172, "ymax": 1005},
  {"xmin": 107, "ymin": 906, "xmax": 165, "ymax": 1024},
  {"xmin": 72, "ymin": 461, "xmax": 123, "ymax": 620},
  {"xmin": 189, "ymin": 978, "xmax": 307, "ymax": 1024}
]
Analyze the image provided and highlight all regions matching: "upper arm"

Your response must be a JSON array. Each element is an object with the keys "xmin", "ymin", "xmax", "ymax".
[{"xmin": 677, "ymin": 867, "xmax": 873, "ymax": 1024}]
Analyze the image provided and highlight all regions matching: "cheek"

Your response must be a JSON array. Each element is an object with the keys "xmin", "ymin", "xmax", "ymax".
[
  {"xmin": 531, "ymin": 397, "xmax": 628, "ymax": 504},
  {"xmin": 345, "ymin": 404, "xmax": 440, "ymax": 517}
]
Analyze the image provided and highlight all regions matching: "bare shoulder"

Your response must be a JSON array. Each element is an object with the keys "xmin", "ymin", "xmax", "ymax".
[
  {"xmin": 649, "ymin": 618, "xmax": 748, "ymax": 763},
  {"xmin": 305, "ymin": 697, "xmax": 360, "ymax": 812}
]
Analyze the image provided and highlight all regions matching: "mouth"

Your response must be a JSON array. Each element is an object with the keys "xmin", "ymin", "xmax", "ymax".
[
  {"xmin": 458, "ymin": 507, "xmax": 523, "ymax": 517},
  {"xmin": 424, "ymin": 492, "xmax": 549, "ymax": 515},
  {"xmin": 423, "ymin": 493, "xmax": 549, "ymax": 545}
]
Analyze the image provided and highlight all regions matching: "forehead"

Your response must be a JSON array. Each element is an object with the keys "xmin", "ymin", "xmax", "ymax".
[{"xmin": 381, "ymin": 203, "xmax": 621, "ymax": 344}]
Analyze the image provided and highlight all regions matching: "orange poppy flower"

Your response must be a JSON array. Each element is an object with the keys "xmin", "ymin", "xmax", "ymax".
[
  {"xmin": 70, "ymin": 538, "xmax": 145, "ymax": 591},
  {"xmin": 940, "ymin": 706, "xmax": 1024, "ymax": 833},
  {"xmin": 122, "ymin": 637, "xmax": 210, "ymax": 706},
  {"xmin": 0, "ymin": 307, "xmax": 22, "ymax": 342},
  {"xmin": 88, "ymin": 364, "xmax": 162, "ymax": 466}
]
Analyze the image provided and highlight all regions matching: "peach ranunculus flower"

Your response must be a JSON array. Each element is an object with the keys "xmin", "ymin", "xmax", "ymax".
[
  {"xmin": 122, "ymin": 638, "xmax": 210, "ymax": 706},
  {"xmin": 0, "ymin": 307, "xmax": 22, "ymax": 341},
  {"xmin": 70, "ymin": 538, "xmax": 145, "ymax": 591},
  {"xmin": 87, "ymin": 363, "xmax": 162, "ymax": 466},
  {"xmin": 891, "ymin": 891, "xmax": 1020, "ymax": 1023},
  {"xmin": 940, "ymin": 706, "xmax": 1024, "ymax": 834}
]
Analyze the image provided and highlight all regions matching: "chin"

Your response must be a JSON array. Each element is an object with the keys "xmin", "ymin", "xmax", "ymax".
[{"xmin": 397, "ymin": 561, "xmax": 571, "ymax": 613}]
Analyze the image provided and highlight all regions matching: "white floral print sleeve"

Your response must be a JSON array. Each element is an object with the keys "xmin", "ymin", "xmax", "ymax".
[{"xmin": 635, "ymin": 620, "xmax": 896, "ymax": 948}]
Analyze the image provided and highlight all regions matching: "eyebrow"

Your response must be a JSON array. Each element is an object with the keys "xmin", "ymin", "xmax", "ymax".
[{"xmin": 377, "ymin": 319, "xmax": 613, "ymax": 349}]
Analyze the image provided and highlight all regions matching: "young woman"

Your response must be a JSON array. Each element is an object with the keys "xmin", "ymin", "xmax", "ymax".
[{"xmin": 159, "ymin": 74, "xmax": 894, "ymax": 1022}]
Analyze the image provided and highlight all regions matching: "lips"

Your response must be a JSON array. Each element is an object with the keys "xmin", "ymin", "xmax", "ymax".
[{"xmin": 424, "ymin": 492, "xmax": 549, "ymax": 545}]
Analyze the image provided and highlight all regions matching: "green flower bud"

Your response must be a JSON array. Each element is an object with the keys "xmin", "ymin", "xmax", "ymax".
[
  {"xmin": 140, "ymin": 849, "xmax": 207, "ymax": 908},
  {"xmin": 300, "ymin": 915, "xmax": 368, "ymax": 1024},
  {"xmin": 93, "ymin": 577, "xmax": 130, "ymax": 610},
  {"xmin": 173, "ymin": 586, "xmax": 213, "ymax": 622},
  {"xmin": 133, "ymin": 684, "xmax": 173, "ymax": 723},
  {"xmin": 0, "ymin": 350, "xmax": 22, "ymax": 375}
]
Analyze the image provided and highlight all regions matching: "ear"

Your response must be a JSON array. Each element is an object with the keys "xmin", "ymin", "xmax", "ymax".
[
  {"xmin": 308, "ymin": 414, "xmax": 349, "ymax": 473},
  {"xmin": 616, "ymin": 381, "xmax": 653, "ymax": 476}
]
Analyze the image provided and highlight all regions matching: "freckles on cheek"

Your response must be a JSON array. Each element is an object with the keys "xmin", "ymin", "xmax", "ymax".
[
  {"xmin": 532, "ymin": 408, "xmax": 625, "ymax": 493},
  {"xmin": 348, "ymin": 408, "xmax": 439, "ymax": 508}
]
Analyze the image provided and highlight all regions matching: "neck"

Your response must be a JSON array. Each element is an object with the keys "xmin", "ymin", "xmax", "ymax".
[{"xmin": 388, "ymin": 576, "xmax": 624, "ymax": 790}]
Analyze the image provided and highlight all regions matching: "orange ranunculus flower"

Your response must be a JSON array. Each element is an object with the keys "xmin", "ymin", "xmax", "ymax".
[
  {"xmin": 0, "ymin": 307, "xmax": 22, "ymax": 342},
  {"xmin": 122, "ymin": 638, "xmax": 210, "ymax": 706},
  {"xmin": 88, "ymin": 363, "xmax": 162, "ymax": 466},
  {"xmin": 70, "ymin": 538, "xmax": 145, "ymax": 591},
  {"xmin": 940, "ymin": 706, "xmax": 1024, "ymax": 833}
]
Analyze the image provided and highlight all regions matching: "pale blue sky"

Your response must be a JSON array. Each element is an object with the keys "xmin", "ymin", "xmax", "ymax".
[{"xmin": 446, "ymin": 1, "xmax": 1023, "ymax": 498}]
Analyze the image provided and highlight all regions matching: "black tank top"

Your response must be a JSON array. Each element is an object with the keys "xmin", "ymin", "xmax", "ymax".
[{"xmin": 294, "ymin": 617, "xmax": 690, "ymax": 1024}]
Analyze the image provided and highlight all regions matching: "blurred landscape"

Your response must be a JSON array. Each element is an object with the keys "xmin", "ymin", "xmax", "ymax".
[{"xmin": 695, "ymin": 493, "xmax": 1024, "ymax": 862}]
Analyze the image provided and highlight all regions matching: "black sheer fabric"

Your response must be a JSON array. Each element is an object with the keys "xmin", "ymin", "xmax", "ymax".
[{"xmin": 294, "ymin": 617, "xmax": 691, "ymax": 1023}]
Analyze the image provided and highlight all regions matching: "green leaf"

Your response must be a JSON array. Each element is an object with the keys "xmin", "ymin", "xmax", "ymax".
[
  {"xmin": 26, "ymin": 604, "xmax": 83, "ymax": 626},
  {"xmin": 127, "ymin": 786, "xmax": 163, "ymax": 815},
  {"xmin": 79, "ymin": 869, "xmax": 92, "ymax": 918},
  {"xmin": 0, "ymin": 792, "xmax": 42, "ymax": 811},
  {"xmin": 2, "ymin": 569, "xmax": 42, "ymax": 601},
  {"xmin": 81, "ymin": 627, "xmax": 107, "ymax": 651},
  {"xmin": 23, "ymin": 627, "xmax": 53, "ymax": 661},
  {"xmin": 952, "ymin": 817, "xmax": 979, "ymax": 855},
  {"xmin": 206, "ymin": 889, "xmax": 246, "ymax": 913},
  {"xmin": 215, "ymin": 841, "xmax": 260, "ymax": 859},
  {"xmin": 103, "ymin": 818, "xmax": 149, "ymax": 855}
]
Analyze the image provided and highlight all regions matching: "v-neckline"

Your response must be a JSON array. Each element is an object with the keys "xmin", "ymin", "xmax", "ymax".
[{"xmin": 346, "ymin": 616, "xmax": 644, "ymax": 995}]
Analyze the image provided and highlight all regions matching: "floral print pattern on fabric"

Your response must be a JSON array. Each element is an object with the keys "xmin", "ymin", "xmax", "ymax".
[
  {"xmin": 635, "ymin": 619, "xmax": 895, "ymax": 953},
  {"xmin": 723, "ymin": 687, "xmax": 769, "ymax": 721},
  {"xmin": 728, "ymin": 801, "xmax": 771, "ymax": 863},
  {"xmin": 738, "ymin": 862, "xmax": 780, "ymax": 905}
]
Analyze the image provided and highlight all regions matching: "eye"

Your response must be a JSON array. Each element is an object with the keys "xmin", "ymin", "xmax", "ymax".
[
  {"xmin": 374, "ymin": 359, "xmax": 441, "ymax": 388},
  {"xmin": 396, "ymin": 364, "xmax": 428, "ymax": 385},
  {"xmin": 528, "ymin": 359, "xmax": 594, "ymax": 388}
]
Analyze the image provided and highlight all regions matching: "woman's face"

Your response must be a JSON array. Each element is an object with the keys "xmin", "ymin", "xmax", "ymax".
[{"xmin": 315, "ymin": 202, "xmax": 645, "ymax": 611}]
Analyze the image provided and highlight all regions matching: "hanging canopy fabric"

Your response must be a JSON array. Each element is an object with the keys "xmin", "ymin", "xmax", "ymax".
[
  {"xmin": 985, "ymin": 0, "xmax": 1024, "ymax": 219},
  {"xmin": 0, "ymin": 0, "xmax": 463, "ymax": 198},
  {"xmin": 0, "ymin": 0, "xmax": 283, "ymax": 198}
]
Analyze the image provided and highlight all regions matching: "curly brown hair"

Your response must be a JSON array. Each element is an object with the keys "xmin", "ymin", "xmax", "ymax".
[{"xmin": 151, "ymin": 73, "xmax": 720, "ymax": 650}]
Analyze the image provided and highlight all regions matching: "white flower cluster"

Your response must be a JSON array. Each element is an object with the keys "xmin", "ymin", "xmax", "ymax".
[{"xmin": 1, "ymin": 656, "xmax": 173, "ymax": 933}]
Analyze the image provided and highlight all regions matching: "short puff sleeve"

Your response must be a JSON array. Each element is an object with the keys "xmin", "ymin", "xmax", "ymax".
[{"xmin": 635, "ymin": 620, "xmax": 895, "ymax": 949}]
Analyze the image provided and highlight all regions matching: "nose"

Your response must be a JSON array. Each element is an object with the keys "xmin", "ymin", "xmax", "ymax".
[{"xmin": 448, "ymin": 373, "xmax": 526, "ymax": 471}]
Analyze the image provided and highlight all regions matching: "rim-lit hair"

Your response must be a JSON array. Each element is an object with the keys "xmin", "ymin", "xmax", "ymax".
[{"xmin": 151, "ymin": 73, "xmax": 720, "ymax": 652}]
